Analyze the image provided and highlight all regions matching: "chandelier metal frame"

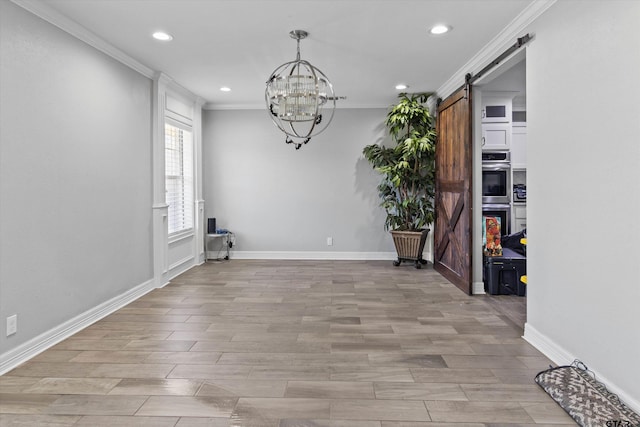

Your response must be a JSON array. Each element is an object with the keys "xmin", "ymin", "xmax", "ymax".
[{"xmin": 265, "ymin": 30, "xmax": 336, "ymax": 149}]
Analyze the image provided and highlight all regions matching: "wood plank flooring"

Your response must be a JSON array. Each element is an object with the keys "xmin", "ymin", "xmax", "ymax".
[{"xmin": 0, "ymin": 260, "xmax": 575, "ymax": 426}]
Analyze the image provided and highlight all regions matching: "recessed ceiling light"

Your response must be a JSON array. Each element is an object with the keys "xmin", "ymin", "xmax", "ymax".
[
  {"xmin": 429, "ymin": 24, "xmax": 451, "ymax": 35},
  {"xmin": 220, "ymin": 87, "xmax": 231, "ymax": 92},
  {"xmin": 152, "ymin": 31, "xmax": 173, "ymax": 41},
  {"xmin": 395, "ymin": 84, "xmax": 409, "ymax": 90}
]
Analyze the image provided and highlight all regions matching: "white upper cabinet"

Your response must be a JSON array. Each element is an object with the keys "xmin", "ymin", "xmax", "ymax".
[
  {"xmin": 481, "ymin": 95, "xmax": 513, "ymax": 123},
  {"xmin": 481, "ymin": 92, "xmax": 517, "ymax": 151},
  {"xmin": 482, "ymin": 123, "xmax": 511, "ymax": 150}
]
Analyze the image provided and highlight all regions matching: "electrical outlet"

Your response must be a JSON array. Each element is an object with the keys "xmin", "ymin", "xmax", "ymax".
[
  {"xmin": 327, "ymin": 237, "xmax": 333, "ymax": 246},
  {"xmin": 6, "ymin": 314, "xmax": 17, "ymax": 336}
]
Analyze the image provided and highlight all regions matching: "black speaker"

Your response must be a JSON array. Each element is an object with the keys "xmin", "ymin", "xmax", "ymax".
[{"xmin": 207, "ymin": 218, "xmax": 216, "ymax": 234}]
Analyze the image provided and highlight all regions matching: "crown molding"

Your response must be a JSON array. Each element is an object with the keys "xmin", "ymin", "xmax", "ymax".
[
  {"xmin": 203, "ymin": 102, "xmax": 389, "ymax": 111},
  {"xmin": 154, "ymin": 72, "xmax": 174, "ymax": 87},
  {"xmin": 203, "ymin": 103, "xmax": 262, "ymax": 111},
  {"xmin": 11, "ymin": 0, "xmax": 557, "ymax": 111},
  {"xmin": 11, "ymin": 0, "xmax": 204, "ymax": 100},
  {"xmin": 10, "ymin": 0, "xmax": 155, "ymax": 78},
  {"xmin": 436, "ymin": 0, "xmax": 557, "ymax": 99}
]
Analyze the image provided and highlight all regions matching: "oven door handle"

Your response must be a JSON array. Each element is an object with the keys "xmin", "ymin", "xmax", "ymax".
[
  {"xmin": 482, "ymin": 163, "xmax": 510, "ymax": 170},
  {"xmin": 482, "ymin": 203, "xmax": 511, "ymax": 209}
]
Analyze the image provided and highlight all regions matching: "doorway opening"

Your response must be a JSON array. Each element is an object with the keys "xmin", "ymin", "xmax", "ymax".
[{"xmin": 472, "ymin": 51, "xmax": 528, "ymax": 313}]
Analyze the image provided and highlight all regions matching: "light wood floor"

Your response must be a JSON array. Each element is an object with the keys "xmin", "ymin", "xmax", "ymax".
[{"xmin": 0, "ymin": 260, "xmax": 575, "ymax": 426}]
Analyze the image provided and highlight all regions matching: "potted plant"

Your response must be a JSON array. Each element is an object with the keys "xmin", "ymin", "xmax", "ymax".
[{"xmin": 363, "ymin": 92, "xmax": 437, "ymax": 268}]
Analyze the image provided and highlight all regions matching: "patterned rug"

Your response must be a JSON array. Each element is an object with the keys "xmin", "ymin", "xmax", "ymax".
[{"xmin": 535, "ymin": 361, "xmax": 640, "ymax": 427}]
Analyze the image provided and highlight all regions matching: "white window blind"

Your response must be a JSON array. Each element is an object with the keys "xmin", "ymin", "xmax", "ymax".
[{"xmin": 165, "ymin": 122, "xmax": 193, "ymax": 235}]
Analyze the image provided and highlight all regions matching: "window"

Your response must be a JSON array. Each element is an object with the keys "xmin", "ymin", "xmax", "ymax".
[{"xmin": 165, "ymin": 122, "xmax": 193, "ymax": 235}]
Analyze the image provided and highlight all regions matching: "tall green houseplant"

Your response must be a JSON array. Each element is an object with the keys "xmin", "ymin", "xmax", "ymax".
[{"xmin": 363, "ymin": 92, "xmax": 437, "ymax": 267}]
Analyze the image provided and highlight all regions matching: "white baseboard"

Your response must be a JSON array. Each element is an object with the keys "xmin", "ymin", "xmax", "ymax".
[
  {"xmin": 167, "ymin": 255, "xmax": 195, "ymax": 278},
  {"xmin": 0, "ymin": 278, "xmax": 156, "ymax": 376},
  {"xmin": 524, "ymin": 322, "xmax": 640, "ymax": 414},
  {"xmin": 472, "ymin": 281, "xmax": 486, "ymax": 295},
  {"xmin": 523, "ymin": 322, "xmax": 573, "ymax": 366},
  {"xmin": 218, "ymin": 251, "xmax": 400, "ymax": 261}
]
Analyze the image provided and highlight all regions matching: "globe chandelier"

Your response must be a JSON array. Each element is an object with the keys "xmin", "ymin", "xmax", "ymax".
[{"xmin": 265, "ymin": 30, "xmax": 337, "ymax": 150}]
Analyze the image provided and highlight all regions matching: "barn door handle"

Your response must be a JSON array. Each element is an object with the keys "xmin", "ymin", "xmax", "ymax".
[{"xmin": 482, "ymin": 137, "xmax": 486, "ymax": 146}]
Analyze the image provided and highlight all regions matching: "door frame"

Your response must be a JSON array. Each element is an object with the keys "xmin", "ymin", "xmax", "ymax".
[{"xmin": 469, "ymin": 50, "xmax": 526, "ymax": 294}]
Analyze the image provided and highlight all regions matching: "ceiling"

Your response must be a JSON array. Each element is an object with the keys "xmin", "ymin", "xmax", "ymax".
[{"xmin": 37, "ymin": 0, "xmax": 534, "ymax": 109}]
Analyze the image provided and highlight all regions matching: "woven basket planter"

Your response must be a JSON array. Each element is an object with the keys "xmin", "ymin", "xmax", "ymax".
[{"xmin": 391, "ymin": 229, "xmax": 429, "ymax": 268}]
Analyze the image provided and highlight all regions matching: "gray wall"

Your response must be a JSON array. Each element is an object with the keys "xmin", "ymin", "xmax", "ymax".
[
  {"xmin": 0, "ymin": 2, "xmax": 153, "ymax": 353},
  {"xmin": 524, "ymin": 0, "xmax": 640, "ymax": 407},
  {"xmin": 3, "ymin": 0, "xmax": 638, "ymax": 409},
  {"xmin": 202, "ymin": 108, "xmax": 400, "ymax": 258}
]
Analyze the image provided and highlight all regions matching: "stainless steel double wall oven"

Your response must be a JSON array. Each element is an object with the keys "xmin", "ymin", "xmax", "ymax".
[{"xmin": 482, "ymin": 151, "xmax": 511, "ymax": 236}]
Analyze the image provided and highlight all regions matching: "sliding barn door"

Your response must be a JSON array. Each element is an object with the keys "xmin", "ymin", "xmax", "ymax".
[{"xmin": 434, "ymin": 85, "xmax": 473, "ymax": 294}]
